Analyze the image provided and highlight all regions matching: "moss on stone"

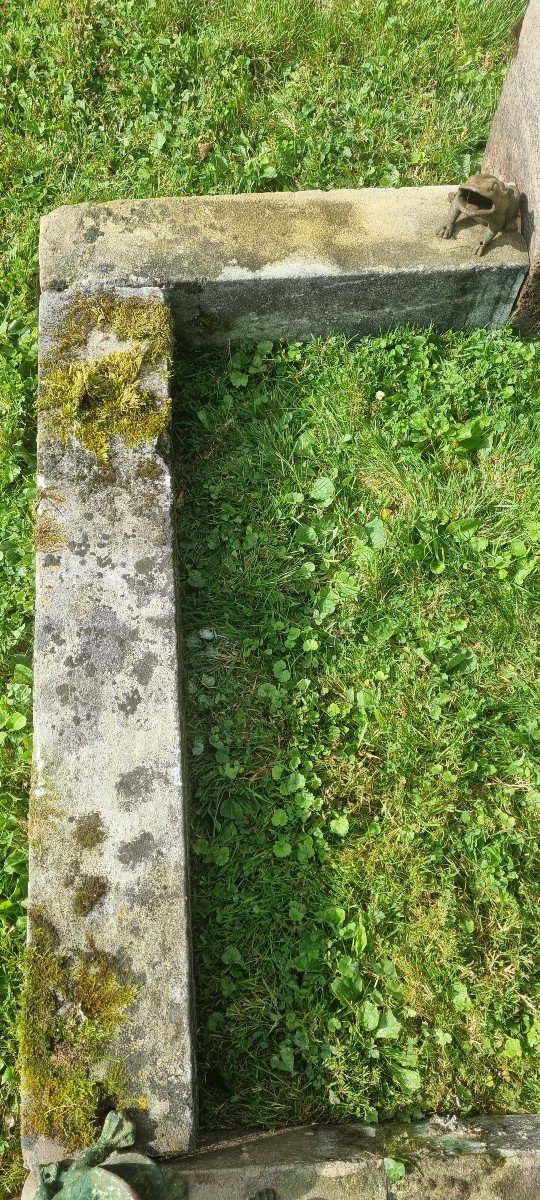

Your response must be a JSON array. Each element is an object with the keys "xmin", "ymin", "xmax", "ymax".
[
  {"xmin": 39, "ymin": 292, "xmax": 173, "ymax": 462},
  {"xmin": 28, "ymin": 778, "xmax": 64, "ymax": 852},
  {"xmin": 20, "ymin": 919, "xmax": 139, "ymax": 1150},
  {"xmin": 57, "ymin": 292, "xmax": 173, "ymax": 364},
  {"xmin": 73, "ymin": 873, "xmax": 109, "ymax": 916},
  {"xmin": 189, "ymin": 309, "xmax": 233, "ymax": 338},
  {"xmin": 39, "ymin": 350, "xmax": 171, "ymax": 463},
  {"xmin": 34, "ymin": 511, "xmax": 66, "ymax": 553},
  {"xmin": 74, "ymin": 813, "xmax": 106, "ymax": 850}
]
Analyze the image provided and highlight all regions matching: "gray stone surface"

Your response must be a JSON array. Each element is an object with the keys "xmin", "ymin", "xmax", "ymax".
[
  {"xmin": 39, "ymin": 188, "xmax": 528, "ymax": 340},
  {"xmin": 172, "ymin": 1118, "xmax": 540, "ymax": 1200},
  {"xmin": 21, "ymin": 1118, "xmax": 540, "ymax": 1200},
  {"xmin": 24, "ymin": 288, "xmax": 195, "ymax": 1166},
  {"xmin": 483, "ymin": 0, "xmax": 540, "ymax": 333}
]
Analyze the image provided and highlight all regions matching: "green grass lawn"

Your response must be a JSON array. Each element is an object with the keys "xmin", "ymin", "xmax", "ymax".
[
  {"xmin": 176, "ymin": 329, "xmax": 540, "ymax": 1128},
  {"xmin": 0, "ymin": 0, "xmax": 529, "ymax": 1191}
]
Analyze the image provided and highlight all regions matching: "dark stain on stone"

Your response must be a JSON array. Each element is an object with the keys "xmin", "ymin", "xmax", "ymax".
[
  {"xmin": 117, "ymin": 831, "xmax": 156, "ymax": 867},
  {"xmin": 69, "ymin": 533, "xmax": 91, "ymax": 559},
  {"xmin": 150, "ymin": 613, "xmax": 174, "ymax": 631},
  {"xmin": 76, "ymin": 606, "xmax": 128, "ymax": 672},
  {"xmin": 118, "ymin": 687, "xmax": 142, "ymax": 715},
  {"xmin": 56, "ymin": 683, "xmax": 71, "ymax": 705},
  {"xmin": 83, "ymin": 223, "xmax": 105, "ymax": 244},
  {"xmin": 116, "ymin": 765, "xmax": 155, "ymax": 805},
  {"xmin": 43, "ymin": 553, "xmax": 62, "ymax": 569},
  {"xmin": 134, "ymin": 555, "xmax": 157, "ymax": 578},
  {"xmin": 36, "ymin": 619, "xmax": 66, "ymax": 650},
  {"xmin": 132, "ymin": 652, "xmax": 158, "ymax": 687}
]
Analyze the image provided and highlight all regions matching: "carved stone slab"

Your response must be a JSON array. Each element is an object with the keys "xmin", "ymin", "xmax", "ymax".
[{"xmin": 39, "ymin": 188, "xmax": 528, "ymax": 341}]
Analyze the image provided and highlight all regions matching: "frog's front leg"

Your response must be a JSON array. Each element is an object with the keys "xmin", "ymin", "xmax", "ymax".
[
  {"xmin": 475, "ymin": 219, "xmax": 499, "ymax": 257},
  {"xmin": 437, "ymin": 197, "xmax": 461, "ymax": 240},
  {"xmin": 68, "ymin": 1111, "xmax": 136, "ymax": 1172}
]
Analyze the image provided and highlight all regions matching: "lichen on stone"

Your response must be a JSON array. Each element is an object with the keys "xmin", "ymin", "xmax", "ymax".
[
  {"xmin": 39, "ymin": 291, "xmax": 173, "ymax": 462},
  {"xmin": 20, "ymin": 918, "xmax": 139, "ymax": 1150}
]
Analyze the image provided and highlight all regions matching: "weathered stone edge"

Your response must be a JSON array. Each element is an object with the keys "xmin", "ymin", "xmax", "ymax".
[
  {"xmin": 483, "ymin": 0, "xmax": 540, "ymax": 333},
  {"xmin": 24, "ymin": 287, "xmax": 196, "ymax": 1166},
  {"xmin": 21, "ymin": 1118, "xmax": 540, "ymax": 1200},
  {"xmin": 37, "ymin": 186, "xmax": 529, "ymax": 342}
]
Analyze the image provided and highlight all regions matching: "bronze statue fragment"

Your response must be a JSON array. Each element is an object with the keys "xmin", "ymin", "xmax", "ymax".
[
  {"xmin": 32, "ymin": 1111, "xmax": 280, "ymax": 1200},
  {"xmin": 437, "ymin": 173, "xmax": 520, "ymax": 256},
  {"xmin": 33, "ymin": 1112, "xmax": 185, "ymax": 1200}
]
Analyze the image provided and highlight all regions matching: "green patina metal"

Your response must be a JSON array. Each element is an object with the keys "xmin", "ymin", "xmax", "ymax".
[
  {"xmin": 34, "ymin": 1112, "xmax": 186, "ymax": 1200},
  {"xmin": 33, "ymin": 1112, "xmax": 280, "ymax": 1200}
]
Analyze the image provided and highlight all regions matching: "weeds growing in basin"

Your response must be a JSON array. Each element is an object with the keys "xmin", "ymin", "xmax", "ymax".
[{"xmin": 175, "ymin": 328, "xmax": 540, "ymax": 1129}]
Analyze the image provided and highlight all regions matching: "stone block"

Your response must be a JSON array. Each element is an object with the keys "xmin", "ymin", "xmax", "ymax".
[
  {"xmin": 39, "ymin": 187, "xmax": 528, "ymax": 341},
  {"xmin": 483, "ymin": 0, "xmax": 540, "ymax": 333},
  {"xmin": 20, "ymin": 1117, "xmax": 540, "ymax": 1200},
  {"xmin": 23, "ymin": 287, "xmax": 195, "ymax": 1166}
]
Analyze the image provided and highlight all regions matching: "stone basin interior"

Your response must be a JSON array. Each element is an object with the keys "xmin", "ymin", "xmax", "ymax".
[{"xmin": 169, "ymin": 331, "xmax": 540, "ymax": 1140}]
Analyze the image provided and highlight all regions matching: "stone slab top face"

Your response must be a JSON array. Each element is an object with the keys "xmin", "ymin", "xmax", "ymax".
[
  {"xmin": 24, "ymin": 286, "xmax": 195, "ymax": 1168},
  {"xmin": 39, "ymin": 187, "xmax": 528, "ymax": 342},
  {"xmin": 40, "ymin": 186, "xmax": 528, "ymax": 290},
  {"xmin": 483, "ymin": 0, "xmax": 540, "ymax": 333}
]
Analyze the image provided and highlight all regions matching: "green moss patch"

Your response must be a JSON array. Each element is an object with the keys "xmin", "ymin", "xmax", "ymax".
[
  {"xmin": 33, "ymin": 512, "xmax": 66, "ymax": 554},
  {"xmin": 38, "ymin": 293, "xmax": 173, "ymax": 462},
  {"xmin": 57, "ymin": 292, "xmax": 173, "ymax": 364},
  {"xmin": 39, "ymin": 349, "xmax": 170, "ymax": 463},
  {"xmin": 74, "ymin": 814, "xmax": 106, "ymax": 851},
  {"xmin": 20, "ymin": 919, "xmax": 138, "ymax": 1151}
]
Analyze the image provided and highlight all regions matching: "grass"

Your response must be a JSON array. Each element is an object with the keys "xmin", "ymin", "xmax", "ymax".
[
  {"xmin": 0, "ymin": 0, "xmax": 528, "ymax": 1190},
  {"xmin": 175, "ymin": 329, "xmax": 540, "ymax": 1128}
]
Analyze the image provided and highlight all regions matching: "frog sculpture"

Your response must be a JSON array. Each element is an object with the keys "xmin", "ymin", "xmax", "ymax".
[
  {"xmin": 33, "ymin": 1111, "xmax": 277, "ymax": 1200},
  {"xmin": 437, "ymin": 172, "xmax": 521, "ymax": 256},
  {"xmin": 34, "ymin": 1111, "xmax": 186, "ymax": 1200}
]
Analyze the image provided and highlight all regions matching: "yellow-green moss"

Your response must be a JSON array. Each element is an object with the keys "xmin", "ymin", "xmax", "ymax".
[
  {"xmin": 39, "ymin": 292, "xmax": 173, "ymax": 462},
  {"xmin": 74, "ymin": 813, "xmax": 106, "ymax": 850},
  {"xmin": 34, "ymin": 511, "xmax": 66, "ymax": 553},
  {"xmin": 20, "ymin": 920, "xmax": 139, "ymax": 1150},
  {"xmin": 72, "ymin": 873, "xmax": 109, "ymax": 916},
  {"xmin": 39, "ymin": 350, "xmax": 171, "ymax": 463},
  {"xmin": 28, "ymin": 779, "xmax": 64, "ymax": 852},
  {"xmin": 57, "ymin": 292, "xmax": 173, "ymax": 364}
]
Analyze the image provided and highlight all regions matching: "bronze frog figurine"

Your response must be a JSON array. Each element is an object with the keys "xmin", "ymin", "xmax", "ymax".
[
  {"xmin": 437, "ymin": 172, "xmax": 520, "ymax": 256},
  {"xmin": 33, "ymin": 1112, "xmax": 184, "ymax": 1200}
]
